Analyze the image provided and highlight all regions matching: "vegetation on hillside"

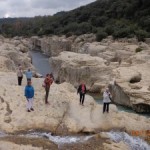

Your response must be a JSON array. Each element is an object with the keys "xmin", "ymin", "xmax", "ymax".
[{"xmin": 0, "ymin": 0, "xmax": 150, "ymax": 41}]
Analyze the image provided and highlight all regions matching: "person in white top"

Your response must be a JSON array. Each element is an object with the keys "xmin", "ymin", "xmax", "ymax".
[
  {"xmin": 103, "ymin": 88, "xmax": 112, "ymax": 113},
  {"xmin": 17, "ymin": 65, "xmax": 23, "ymax": 86}
]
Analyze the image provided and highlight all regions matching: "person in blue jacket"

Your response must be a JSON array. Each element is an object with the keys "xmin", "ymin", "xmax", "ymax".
[
  {"xmin": 25, "ymin": 81, "xmax": 34, "ymax": 112},
  {"xmin": 25, "ymin": 68, "xmax": 32, "ymax": 82}
]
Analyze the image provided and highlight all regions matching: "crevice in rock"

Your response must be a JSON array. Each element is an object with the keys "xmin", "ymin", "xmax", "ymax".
[
  {"xmin": 53, "ymin": 102, "xmax": 69, "ymax": 135},
  {"xmin": 132, "ymin": 103, "xmax": 150, "ymax": 113},
  {"xmin": 0, "ymin": 96, "xmax": 4, "ymax": 103},
  {"xmin": 109, "ymin": 83, "xmax": 131, "ymax": 107},
  {"xmin": 5, "ymin": 102, "xmax": 12, "ymax": 115},
  {"xmin": 129, "ymin": 75, "xmax": 141, "ymax": 84}
]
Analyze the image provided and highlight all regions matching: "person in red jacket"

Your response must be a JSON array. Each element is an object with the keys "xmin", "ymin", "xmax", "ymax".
[
  {"xmin": 77, "ymin": 81, "xmax": 87, "ymax": 106},
  {"xmin": 44, "ymin": 74, "xmax": 53, "ymax": 104}
]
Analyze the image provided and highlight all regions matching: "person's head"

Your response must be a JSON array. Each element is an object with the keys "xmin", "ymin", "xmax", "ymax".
[
  {"xmin": 106, "ymin": 88, "xmax": 109, "ymax": 92},
  {"xmin": 18, "ymin": 64, "xmax": 22, "ymax": 69},
  {"xmin": 50, "ymin": 73, "xmax": 53, "ymax": 77},
  {"xmin": 28, "ymin": 68, "xmax": 30, "ymax": 72},
  {"xmin": 46, "ymin": 73, "xmax": 49, "ymax": 77},
  {"xmin": 80, "ymin": 80, "xmax": 85, "ymax": 85},
  {"xmin": 27, "ymin": 81, "xmax": 32, "ymax": 86}
]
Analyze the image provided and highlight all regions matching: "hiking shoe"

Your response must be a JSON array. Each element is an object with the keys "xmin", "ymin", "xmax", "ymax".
[
  {"xmin": 27, "ymin": 109, "xmax": 31, "ymax": 112},
  {"xmin": 30, "ymin": 108, "xmax": 34, "ymax": 111}
]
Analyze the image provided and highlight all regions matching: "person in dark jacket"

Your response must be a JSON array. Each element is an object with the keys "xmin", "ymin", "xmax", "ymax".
[
  {"xmin": 77, "ymin": 81, "xmax": 87, "ymax": 106},
  {"xmin": 44, "ymin": 74, "xmax": 53, "ymax": 104},
  {"xmin": 24, "ymin": 81, "xmax": 34, "ymax": 112}
]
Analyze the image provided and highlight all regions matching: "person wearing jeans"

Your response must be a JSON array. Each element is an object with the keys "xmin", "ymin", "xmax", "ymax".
[
  {"xmin": 103, "ymin": 88, "xmax": 112, "ymax": 113},
  {"xmin": 25, "ymin": 81, "xmax": 34, "ymax": 112},
  {"xmin": 77, "ymin": 82, "xmax": 87, "ymax": 106}
]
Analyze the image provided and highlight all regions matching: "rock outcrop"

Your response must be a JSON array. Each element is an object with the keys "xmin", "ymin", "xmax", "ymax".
[
  {"xmin": 30, "ymin": 34, "xmax": 96, "ymax": 56},
  {"xmin": 50, "ymin": 51, "xmax": 115, "ymax": 92},
  {"xmin": 0, "ymin": 36, "xmax": 33, "ymax": 71},
  {"xmin": 110, "ymin": 62, "xmax": 150, "ymax": 113}
]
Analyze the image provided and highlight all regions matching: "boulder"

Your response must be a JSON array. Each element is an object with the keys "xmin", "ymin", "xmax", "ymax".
[{"xmin": 110, "ymin": 64, "xmax": 150, "ymax": 113}]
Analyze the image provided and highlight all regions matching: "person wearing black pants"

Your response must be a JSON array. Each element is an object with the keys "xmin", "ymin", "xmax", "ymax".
[
  {"xmin": 103, "ymin": 88, "xmax": 112, "ymax": 113},
  {"xmin": 77, "ymin": 82, "xmax": 87, "ymax": 106},
  {"xmin": 103, "ymin": 103, "xmax": 110, "ymax": 113},
  {"xmin": 17, "ymin": 67, "xmax": 23, "ymax": 86},
  {"xmin": 18, "ymin": 76, "xmax": 23, "ymax": 85}
]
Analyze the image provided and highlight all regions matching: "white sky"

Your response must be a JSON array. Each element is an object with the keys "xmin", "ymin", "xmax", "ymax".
[{"xmin": 0, "ymin": 0, "xmax": 96, "ymax": 18}]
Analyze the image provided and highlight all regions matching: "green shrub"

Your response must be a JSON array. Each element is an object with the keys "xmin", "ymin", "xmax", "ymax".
[
  {"xmin": 66, "ymin": 32, "xmax": 73, "ymax": 38},
  {"xmin": 135, "ymin": 29, "xmax": 148, "ymax": 41},
  {"xmin": 135, "ymin": 47, "xmax": 143, "ymax": 53},
  {"xmin": 96, "ymin": 30, "xmax": 108, "ymax": 42}
]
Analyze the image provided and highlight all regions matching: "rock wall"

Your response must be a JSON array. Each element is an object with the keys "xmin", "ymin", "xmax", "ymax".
[
  {"xmin": 0, "ymin": 36, "xmax": 33, "ymax": 71},
  {"xmin": 50, "ymin": 51, "xmax": 115, "ymax": 92}
]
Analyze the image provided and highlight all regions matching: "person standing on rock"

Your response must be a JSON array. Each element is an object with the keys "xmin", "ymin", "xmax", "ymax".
[
  {"xmin": 17, "ymin": 65, "xmax": 23, "ymax": 86},
  {"xmin": 44, "ymin": 74, "xmax": 53, "ymax": 104},
  {"xmin": 25, "ymin": 68, "xmax": 32, "ymax": 82},
  {"xmin": 103, "ymin": 88, "xmax": 112, "ymax": 113},
  {"xmin": 77, "ymin": 81, "xmax": 87, "ymax": 106},
  {"xmin": 24, "ymin": 81, "xmax": 34, "ymax": 112}
]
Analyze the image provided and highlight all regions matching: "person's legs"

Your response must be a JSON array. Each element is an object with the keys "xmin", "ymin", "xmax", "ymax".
[
  {"xmin": 82, "ymin": 94, "xmax": 85, "ymax": 105},
  {"xmin": 18, "ymin": 77, "xmax": 21, "ymax": 85},
  {"xmin": 79, "ymin": 93, "xmax": 82, "ymax": 104},
  {"xmin": 45, "ymin": 87, "xmax": 50, "ymax": 104},
  {"xmin": 26, "ymin": 99, "xmax": 30, "ymax": 112},
  {"xmin": 106, "ymin": 103, "xmax": 109, "ymax": 113},
  {"xmin": 103, "ymin": 103, "xmax": 106, "ymax": 113},
  {"xmin": 20, "ymin": 76, "xmax": 23, "ymax": 85},
  {"xmin": 30, "ymin": 98, "xmax": 34, "ymax": 111}
]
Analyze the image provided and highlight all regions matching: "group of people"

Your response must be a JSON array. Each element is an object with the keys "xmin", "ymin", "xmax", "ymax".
[
  {"xmin": 17, "ymin": 64, "xmax": 32, "ymax": 86},
  {"xmin": 17, "ymin": 65, "xmax": 112, "ymax": 113},
  {"xmin": 17, "ymin": 65, "xmax": 54, "ymax": 112},
  {"xmin": 77, "ymin": 82, "xmax": 112, "ymax": 113}
]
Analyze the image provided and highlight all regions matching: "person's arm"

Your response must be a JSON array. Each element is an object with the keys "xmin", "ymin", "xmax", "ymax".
[
  {"xmin": 85, "ymin": 85, "xmax": 87, "ymax": 94},
  {"xmin": 24, "ymin": 87, "xmax": 28, "ymax": 101},
  {"xmin": 108, "ymin": 92, "xmax": 112, "ymax": 100},
  {"xmin": 24, "ymin": 87, "xmax": 27, "ymax": 97},
  {"xmin": 77, "ymin": 85, "xmax": 80, "ymax": 94},
  {"xmin": 32, "ymin": 86, "xmax": 34, "ymax": 98}
]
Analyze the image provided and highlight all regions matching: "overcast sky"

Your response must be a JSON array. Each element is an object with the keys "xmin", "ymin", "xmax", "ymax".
[{"xmin": 0, "ymin": 0, "xmax": 96, "ymax": 18}]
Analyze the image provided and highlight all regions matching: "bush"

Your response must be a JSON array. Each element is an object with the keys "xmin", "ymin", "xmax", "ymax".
[
  {"xmin": 135, "ymin": 47, "xmax": 143, "ymax": 53},
  {"xmin": 65, "ymin": 32, "xmax": 73, "ymax": 38},
  {"xmin": 96, "ymin": 30, "xmax": 108, "ymax": 41},
  {"xmin": 135, "ymin": 29, "xmax": 148, "ymax": 41}
]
